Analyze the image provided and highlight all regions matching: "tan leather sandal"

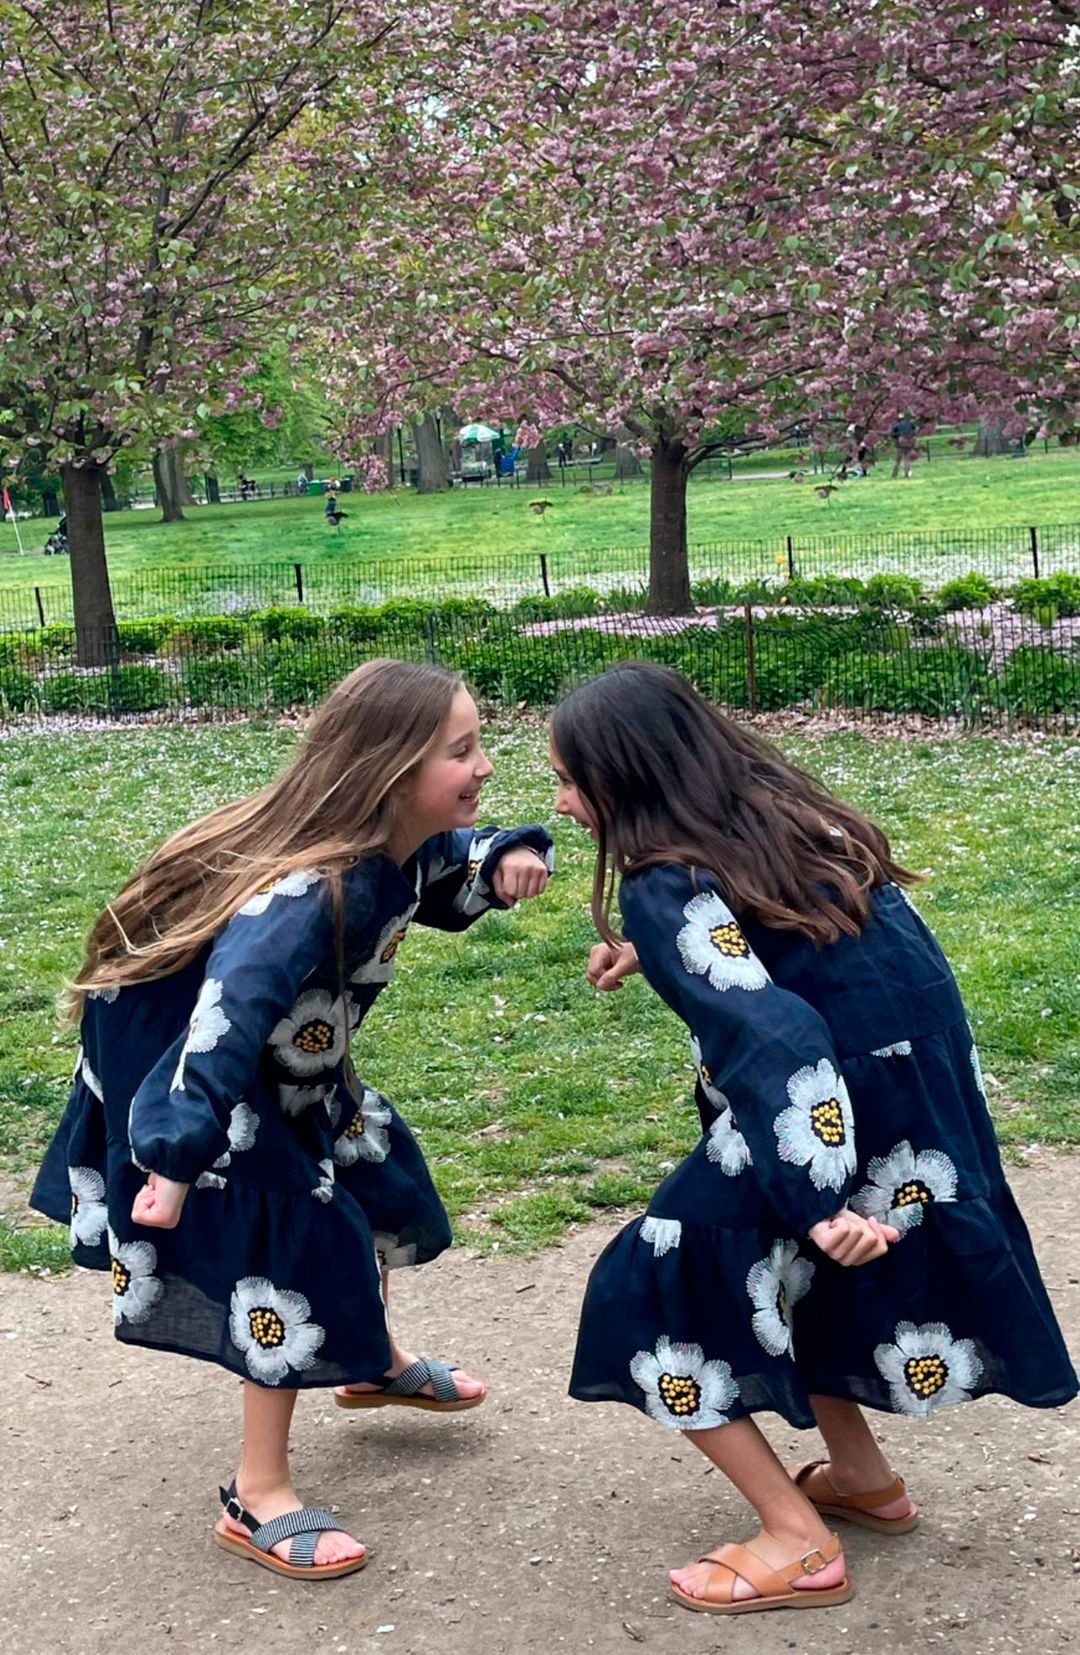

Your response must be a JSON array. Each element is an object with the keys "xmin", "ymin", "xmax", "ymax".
[
  {"xmin": 793, "ymin": 1460, "xmax": 920, "ymax": 1534},
  {"xmin": 669, "ymin": 1531, "xmax": 853, "ymax": 1615}
]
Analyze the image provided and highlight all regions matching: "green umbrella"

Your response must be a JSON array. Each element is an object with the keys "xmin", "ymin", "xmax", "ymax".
[{"xmin": 458, "ymin": 422, "xmax": 502, "ymax": 444}]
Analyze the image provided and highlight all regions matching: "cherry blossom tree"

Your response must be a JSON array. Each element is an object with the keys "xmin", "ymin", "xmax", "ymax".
[
  {"xmin": 0, "ymin": 1, "xmax": 393, "ymax": 660},
  {"xmin": 325, "ymin": 0, "xmax": 1079, "ymax": 613}
]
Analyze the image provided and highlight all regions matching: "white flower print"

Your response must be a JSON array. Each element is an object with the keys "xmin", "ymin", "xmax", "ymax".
[
  {"xmin": 373, "ymin": 1231, "xmax": 419, "ymax": 1269},
  {"xmin": 676, "ymin": 891, "xmax": 771, "ymax": 994},
  {"xmin": 229, "ymin": 1276, "xmax": 325, "ymax": 1385},
  {"xmin": 870, "ymin": 1040, "xmax": 913, "ymax": 1058},
  {"xmin": 773, "ymin": 1058, "xmax": 856, "ymax": 1192},
  {"xmin": 851, "ymin": 1140, "xmax": 958, "ymax": 1237},
  {"xmin": 79, "ymin": 1052, "xmax": 104, "ymax": 1101},
  {"xmin": 88, "ymin": 985, "xmax": 120, "ymax": 1003},
  {"xmin": 311, "ymin": 1158, "xmax": 335, "ymax": 1203},
  {"xmin": 689, "ymin": 1034, "xmax": 729, "ymax": 1110},
  {"xmin": 269, "ymin": 989, "xmax": 347, "ymax": 1077},
  {"xmin": 640, "ymin": 1216, "xmax": 682, "ymax": 1257},
  {"xmin": 236, "ymin": 869, "xmax": 322, "ymax": 917},
  {"xmin": 333, "ymin": 1087, "xmax": 392, "ymax": 1166},
  {"xmin": 68, "ymin": 1166, "xmax": 108, "ymax": 1247},
  {"xmin": 351, "ymin": 909, "xmax": 417, "ymax": 984},
  {"xmin": 894, "ymin": 882, "xmax": 920, "ymax": 914},
  {"xmin": 453, "ymin": 832, "xmax": 497, "ymax": 915},
  {"xmin": 629, "ymin": 1337, "xmax": 740, "ymax": 1430},
  {"xmin": 970, "ymin": 1043, "xmax": 988, "ymax": 1102},
  {"xmin": 706, "ymin": 1108, "xmax": 752, "ymax": 1176},
  {"xmin": 278, "ymin": 1081, "xmax": 334, "ymax": 1118},
  {"xmin": 746, "ymin": 1239, "xmax": 815, "ymax": 1359},
  {"xmin": 874, "ymin": 1320, "xmax": 983, "ymax": 1417},
  {"xmin": 196, "ymin": 1100, "xmax": 260, "ymax": 1189},
  {"xmin": 171, "ymin": 977, "xmax": 231, "ymax": 1093},
  {"xmin": 107, "ymin": 1225, "xmax": 163, "ymax": 1325}
]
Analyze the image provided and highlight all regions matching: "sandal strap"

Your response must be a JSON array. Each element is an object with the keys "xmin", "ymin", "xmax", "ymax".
[
  {"xmin": 698, "ymin": 1543, "xmax": 792, "ymax": 1603},
  {"xmin": 797, "ymin": 1461, "xmax": 907, "ymax": 1511},
  {"xmin": 385, "ymin": 1356, "xmax": 460, "ymax": 1403},
  {"xmin": 248, "ymin": 1507, "xmax": 337, "ymax": 1557}
]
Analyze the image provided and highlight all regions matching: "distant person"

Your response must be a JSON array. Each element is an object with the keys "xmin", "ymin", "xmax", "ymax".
[
  {"xmin": 324, "ymin": 493, "xmax": 348, "ymax": 528},
  {"xmin": 296, "ymin": 470, "xmax": 309, "ymax": 495},
  {"xmin": 890, "ymin": 418, "xmax": 917, "ymax": 479}
]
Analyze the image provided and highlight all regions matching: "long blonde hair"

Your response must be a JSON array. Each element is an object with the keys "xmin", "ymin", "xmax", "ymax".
[{"xmin": 67, "ymin": 659, "xmax": 461, "ymax": 1018}]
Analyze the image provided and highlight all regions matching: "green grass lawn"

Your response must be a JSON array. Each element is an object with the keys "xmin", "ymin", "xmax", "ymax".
[
  {"xmin": 2, "ymin": 716, "xmax": 1077, "ymax": 1273},
  {"xmin": 2, "ymin": 449, "xmax": 1080, "ymax": 608}
]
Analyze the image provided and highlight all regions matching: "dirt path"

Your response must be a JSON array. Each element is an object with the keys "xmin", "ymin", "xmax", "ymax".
[{"xmin": 1, "ymin": 1159, "xmax": 1077, "ymax": 1655}]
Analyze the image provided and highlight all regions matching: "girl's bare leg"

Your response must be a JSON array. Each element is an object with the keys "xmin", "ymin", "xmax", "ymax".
[
  {"xmin": 337, "ymin": 1265, "xmax": 486, "ymax": 1401},
  {"xmin": 218, "ymin": 1382, "xmax": 365, "ymax": 1565},
  {"xmin": 805, "ymin": 1395, "xmax": 914, "ymax": 1519},
  {"xmin": 670, "ymin": 1415, "xmax": 847, "ymax": 1603}
]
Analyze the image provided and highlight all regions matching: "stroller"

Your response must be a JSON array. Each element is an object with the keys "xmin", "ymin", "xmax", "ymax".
[{"xmin": 43, "ymin": 515, "xmax": 69, "ymax": 555}]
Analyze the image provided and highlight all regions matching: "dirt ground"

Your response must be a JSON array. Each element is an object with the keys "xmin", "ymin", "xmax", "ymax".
[{"xmin": 1, "ymin": 1159, "xmax": 1078, "ymax": 1655}]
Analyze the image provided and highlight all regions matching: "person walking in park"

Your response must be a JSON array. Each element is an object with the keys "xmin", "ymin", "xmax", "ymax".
[
  {"xmin": 890, "ymin": 416, "xmax": 918, "ymax": 477},
  {"xmin": 31, "ymin": 661, "xmax": 552, "ymax": 1581},
  {"xmin": 549, "ymin": 661, "xmax": 1076, "ymax": 1617}
]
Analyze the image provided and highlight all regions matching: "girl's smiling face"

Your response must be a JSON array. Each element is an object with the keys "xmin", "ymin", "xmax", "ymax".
[
  {"xmin": 549, "ymin": 737, "xmax": 599, "ymax": 839},
  {"xmin": 400, "ymin": 687, "xmax": 494, "ymax": 843}
]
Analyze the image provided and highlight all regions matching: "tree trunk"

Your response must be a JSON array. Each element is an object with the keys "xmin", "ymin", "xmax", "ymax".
[
  {"xmin": 174, "ymin": 448, "xmax": 195, "ymax": 507},
  {"xmin": 411, "ymin": 412, "xmax": 449, "ymax": 492},
  {"xmin": 647, "ymin": 439, "xmax": 693, "ymax": 615},
  {"xmin": 379, "ymin": 426, "xmax": 397, "ymax": 489},
  {"xmin": 63, "ymin": 462, "xmax": 118, "ymax": 667},
  {"xmin": 614, "ymin": 442, "xmax": 642, "ymax": 480},
  {"xmin": 153, "ymin": 451, "xmax": 186, "ymax": 521},
  {"xmin": 525, "ymin": 443, "xmax": 551, "ymax": 482},
  {"xmin": 973, "ymin": 417, "xmax": 1008, "ymax": 457},
  {"xmin": 100, "ymin": 470, "xmax": 119, "ymax": 512}
]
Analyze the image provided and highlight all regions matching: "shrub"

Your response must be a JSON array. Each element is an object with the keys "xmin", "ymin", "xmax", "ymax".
[
  {"xmin": 106, "ymin": 665, "xmax": 173, "ymax": 712},
  {"xmin": 995, "ymin": 646, "xmax": 1080, "ymax": 718},
  {"xmin": 0, "ymin": 666, "xmax": 34, "ymax": 711},
  {"xmin": 937, "ymin": 571, "xmax": 997, "ymax": 611},
  {"xmin": 510, "ymin": 586, "xmax": 601, "ymax": 623},
  {"xmin": 251, "ymin": 605, "xmax": 324, "ymax": 644},
  {"xmin": 39, "ymin": 671, "xmax": 113, "ymax": 713},
  {"xmin": 783, "ymin": 574, "xmax": 868, "ymax": 606},
  {"xmin": 863, "ymin": 573, "xmax": 925, "ymax": 608},
  {"xmin": 181, "ymin": 656, "xmax": 263, "ymax": 710},
  {"xmin": 1011, "ymin": 572, "xmax": 1080, "ymax": 619},
  {"xmin": 825, "ymin": 646, "xmax": 990, "ymax": 717},
  {"xmin": 38, "ymin": 622, "xmax": 77, "ymax": 654},
  {"xmin": 267, "ymin": 645, "xmax": 342, "ymax": 708},
  {"xmin": 167, "ymin": 614, "xmax": 246, "ymax": 655},
  {"xmin": 118, "ymin": 616, "xmax": 176, "ymax": 655},
  {"xmin": 0, "ymin": 631, "xmax": 42, "ymax": 671},
  {"xmin": 327, "ymin": 603, "xmax": 386, "ymax": 643}
]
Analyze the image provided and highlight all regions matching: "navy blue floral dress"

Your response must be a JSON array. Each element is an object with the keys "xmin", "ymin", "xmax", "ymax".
[
  {"xmin": 570, "ymin": 865, "xmax": 1077, "ymax": 1432},
  {"xmin": 32, "ymin": 824, "xmax": 552, "ymax": 1389}
]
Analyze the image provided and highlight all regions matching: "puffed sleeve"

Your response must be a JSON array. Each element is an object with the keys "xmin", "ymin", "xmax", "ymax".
[
  {"xmin": 620, "ymin": 864, "xmax": 856, "ymax": 1234},
  {"xmin": 411, "ymin": 823, "xmax": 554, "ymax": 930},
  {"xmin": 127, "ymin": 870, "xmax": 340, "ymax": 1183}
]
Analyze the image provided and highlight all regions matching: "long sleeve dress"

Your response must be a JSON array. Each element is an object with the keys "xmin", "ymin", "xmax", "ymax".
[
  {"xmin": 32, "ymin": 824, "xmax": 553, "ymax": 1389},
  {"xmin": 569, "ymin": 864, "xmax": 1077, "ymax": 1431}
]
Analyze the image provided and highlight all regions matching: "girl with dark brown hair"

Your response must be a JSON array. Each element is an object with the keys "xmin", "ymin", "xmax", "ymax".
[
  {"xmin": 549, "ymin": 660, "xmax": 1075, "ymax": 1617},
  {"xmin": 32, "ymin": 660, "xmax": 552, "ymax": 1580}
]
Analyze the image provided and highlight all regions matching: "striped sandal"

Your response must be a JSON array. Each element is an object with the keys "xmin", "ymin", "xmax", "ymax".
[
  {"xmin": 335, "ymin": 1356, "xmax": 485, "ymax": 1413},
  {"xmin": 793, "ymin": 1461, "xmax": 920, "ymax": 1534},
  {"xmin": 213, "ymin": 1480, "xmax": 368, "ymax": 1580},
  {"xmin": 669, "ymin": 1532, "xmax": 854, "ymax": 1616}
]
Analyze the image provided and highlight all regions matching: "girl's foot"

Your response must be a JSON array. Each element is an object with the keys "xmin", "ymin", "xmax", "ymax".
[
  {"xmin": 218, "ymin": 1477, "xmax": 365, "ymax": 1568},
  {"xmin": 793, "ymin": 1459, "xmax": 916, "ymax": 1524},
  {"xmin": 670, "ymin": 1528, "xmax": 847, "ymax": 1604},
  {"xmin": 337, "ymin": 1346, "xmax": 485, "ymax": 1405}
]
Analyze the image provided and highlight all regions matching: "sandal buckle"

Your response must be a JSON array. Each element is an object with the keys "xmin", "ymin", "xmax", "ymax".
[
  {"xmin": 800, "ymin": 1547, "xmax": 829, "ymax": 1575},
  {"xmin": 224, "ymin": 1494, "xmax": 247, "ymax": 1524}
]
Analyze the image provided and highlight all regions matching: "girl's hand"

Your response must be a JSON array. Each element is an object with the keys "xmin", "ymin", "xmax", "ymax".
[
  {"xmin": 131, "ymin": 1172, "xmax": 189, "ymax": 1230},
  {"xmin": 587, "ymin": 941, "xmax": 640, "ymax": 991},
  {"xmin": 492, "ymin": 847, "xmax": 549, "ymax": 905},
  {"xmin": 809, "ymin": 1208, "xmax": 897, "ymax": 1266}
]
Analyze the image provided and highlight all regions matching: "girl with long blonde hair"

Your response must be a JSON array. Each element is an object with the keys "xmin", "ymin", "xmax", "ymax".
[{"xmin": 33, "ymin": 660, "xmax": 552, "ymax": 1580}]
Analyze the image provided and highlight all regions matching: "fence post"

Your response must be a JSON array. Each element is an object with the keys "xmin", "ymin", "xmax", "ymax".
[
  {"xmin": 743, "ymin": 603, "xmax": 757, "ymax": 713},
  {"xmin": 424, "ymin": 611, "xmax": 437, "ymax": 664},
  {"xmin": 34, "ymin": 586, "xmax": 45, "ymax": 627},
  {"xmin": 539, "ymin": 553, "xmax": 551, "ymax": 596},
  {"xmin": 786, "ymin": 535, "xmax": 795, "ymax": 580},
  {"xmin": 1029, "ymin": 525, "xmax": 1039, "ymax": 579},
  {"xmin": 294, "ymin": 563, "xmax": 304, "ymax": 604}
]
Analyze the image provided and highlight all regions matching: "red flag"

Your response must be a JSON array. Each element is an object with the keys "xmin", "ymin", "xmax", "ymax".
[{"xmin": 1, "ymin": 487, "xmax": 10, "ymax": 514}]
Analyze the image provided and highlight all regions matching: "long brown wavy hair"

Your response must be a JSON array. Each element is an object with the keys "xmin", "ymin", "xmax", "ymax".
[
  {"xmin": 551, "ymin": 661, "xmax": 919, "ymax": 947},
  {"xmin": 67, "ymin": 659, "xmax": 462, "ymax": 1018}
]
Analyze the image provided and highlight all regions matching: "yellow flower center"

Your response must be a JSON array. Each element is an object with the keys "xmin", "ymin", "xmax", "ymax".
[
  {"xmin": 293, "ymin": 1018, "xmax": 334, "ymax": 1055},
  {"xmin": 344, "ymin": 1111, "xmax": 368, "ymax": 1140},
  {"xmin": 111, "ymin": 1259, "xmax": 131, "ymax": 1297},
  {"xmin": 709, "ymin": 921, "xmax": 749, "ymax": 960},
  {"xmin": 380, "ymin": 929, "xmax": 406, "ymax": 965},
  {"xmin": 248, "ymin": 1306, "xmax": 287, "ymax": 1349},
  {"xmin": 467, "ymin": 860, "xmax": 482, "ymax": 883},
  {"xmin": 810, "ymin": 1097, "xmax": 846, "ymax": 1147},
  {"xmin": 775, "ymin": 1282, "xmax": 788, "ymax": 1323},
  {"xmin": 895, "ymin": 1180, "xmax": 931, "ymax": 1208},
  {"xmin": 699, "ymin": 1059, "xmax": 713, "ymax": 1088},
  {"xmin": 71, "ymin": 1193, "xmax": 79, "ymax": 1216},
  {"xmin": 903, "ymin": 1354, "xmax": 948, "ymax": 1399},
  {"xmin": 658, "ymin": 1371, "xmax": 701, "ymax": 1417}
]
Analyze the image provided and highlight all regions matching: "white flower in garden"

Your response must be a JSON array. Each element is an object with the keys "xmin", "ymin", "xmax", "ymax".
[
  {"xmin": 870, "ymin": 1040, "xmax": 913, "ymax": 1058},
  {"xmin": 640, "ymin": 1216, "xmax": 682, "ymax": 1257},
  {"xmin": 745, "ymin": 1239, "xmax": 815, "ymax": 1359},
  {"xmin": 351, "ymin": 910, "xmax": 416, "ymax": 984},
  {"xmin": 706, "ymin": 1109, "xmax": 752, "ymax": 1176},
  {"xmin": 874, "ymin": 1320, "xmax": 982, "ymax": 1417},
  {"xmin": 269, "ymin": 989, "xmax": 346, "ymax": 1077},
  {"xmin": 773, "ymin": 1059, "xmax": 856, "ymax": 1192},
  {"xmin": 68, "ymin": 1166, "xmax": 108, "ymax": 1247},
  {"xmin": 373, "ymin": 1231, "xmax": 419, "ymax": 1269},
  {"xmin": 237, "ymin": 869, "xmax": 322, "ymax": 917},
  {"xmin": 171, "ymin": 977, "xmax": 231, "ymax": 1092},
  {"xmin": 676, "ymin": 891, "xmax": 770, "ymax": 993},
  {"xmin": 689, "ymin": 1034, "xmax": 729, "ymax": 1109},
  {"xmin": 851, "ymin": 1140, "xmax": 958, "ymax": 1237},
  {"xmin": 311, "ymin": 1159, "xmax": 335, "ymax": 1203},
  {"xmin": 107, "ymin": 1225, "xmax": 163, "ymax": 1325},
  {"xmin": 229, "ymin": 1276, "xmax": 325, "ymax": 1385},
  {"xmin": 333, "ymin": 1088, "xmax": 392, "ymax": 1165},
  {"xmin": 629, "ymin": 1337, "xmax": 739, "ymax": 1430}
]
